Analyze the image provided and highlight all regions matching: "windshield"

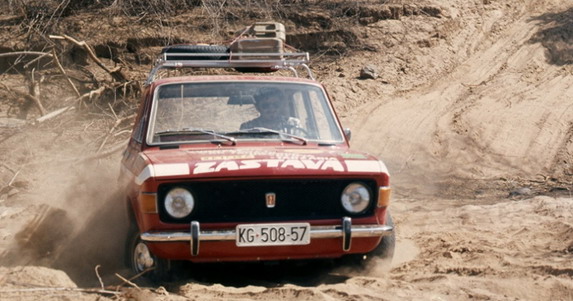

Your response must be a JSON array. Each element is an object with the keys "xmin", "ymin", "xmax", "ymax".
[{"xmin": 147, "ymin": 81, "xmax": 344, "ymax": 145}]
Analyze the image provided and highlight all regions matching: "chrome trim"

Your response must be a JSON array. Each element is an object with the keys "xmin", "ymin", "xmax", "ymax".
[
  {"xmin": 190, "ymin": 221, "xmax": 200, "ymax": 256},
  {"xmin": 145, "ymin": 52, "xmax": 312, "ymax": 85},
  {"xmin": 342, "ymin": 217, "xmax": 352, "ymax": 252},
  {"xmin": 141, "ymin": 221, "xmax": 393, "ymax": 243},
  {"xmin": 265, "ymin": 192, "xmax": 276, "ymax": 208}
]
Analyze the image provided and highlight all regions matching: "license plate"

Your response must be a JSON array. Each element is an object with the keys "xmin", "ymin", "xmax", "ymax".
[{"xmin": 236, "ymin": 223, "xmax": 311, "ymax": 247}]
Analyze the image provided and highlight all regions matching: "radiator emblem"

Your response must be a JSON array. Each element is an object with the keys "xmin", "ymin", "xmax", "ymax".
[{"xmin": 265, "ymin": 193, "xmax": 276, "ymax": 208}]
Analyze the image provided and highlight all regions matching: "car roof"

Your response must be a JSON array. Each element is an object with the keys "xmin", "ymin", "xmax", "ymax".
[{"xmin": 150, "ymin": 75, "xmax": 322, "ymax": 88}]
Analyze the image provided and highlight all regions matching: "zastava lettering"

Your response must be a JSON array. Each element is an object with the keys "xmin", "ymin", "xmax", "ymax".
[{"xmin": 193, "ymin": 159, "xmax": 344, "ymax": 174}]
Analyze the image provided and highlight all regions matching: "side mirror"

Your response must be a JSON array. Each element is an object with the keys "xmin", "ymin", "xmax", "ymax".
[{"xmin": 344, "ymin": 128, "xmax": 352, "ymax": 141}]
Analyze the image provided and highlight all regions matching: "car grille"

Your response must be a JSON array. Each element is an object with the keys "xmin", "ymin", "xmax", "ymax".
[{"xmin": 157, "ymin": 179, "xmax": 378, "ymax": 223}]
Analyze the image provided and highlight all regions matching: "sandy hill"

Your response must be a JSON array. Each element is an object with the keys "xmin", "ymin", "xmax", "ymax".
[{"xmin": 0, "ymin": 0, "xmax": 572, "ymax": 300}]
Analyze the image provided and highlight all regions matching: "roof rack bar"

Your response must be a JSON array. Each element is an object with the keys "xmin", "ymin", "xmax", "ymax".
[
  {"xmin": 145, "ymin": 51, "xmax": 312, "ymax": 85},
  {"xmin": 161, "ymin": 52, "xmax": 309, "ymax": 58},
  {"xmin": 158, "ymin": 59, "xmax": 310, "ymax": 66},
  {"xmin": 301, "ymin": 64, "xmax": 315, "ymax": 80},
  {"xmin": 286, "ymin": 66, "xmax": 298, "ymax": 78}
]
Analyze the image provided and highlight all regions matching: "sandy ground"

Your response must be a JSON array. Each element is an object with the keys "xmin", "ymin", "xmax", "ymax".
[{"xmin": 0, "ymin": 0, "xmax": 572, "ymax": 300}]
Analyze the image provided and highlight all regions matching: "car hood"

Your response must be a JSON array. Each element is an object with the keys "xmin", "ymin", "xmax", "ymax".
[{"xmin": 137, "ymin": 147, "xmax": 389, "ymax": 183}]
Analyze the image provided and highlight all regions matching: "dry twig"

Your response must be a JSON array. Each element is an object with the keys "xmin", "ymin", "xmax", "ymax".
[
  {"xmin": 0, "ymin": 82, "xmax": 46, "ymax": 116},
  {"xmin": 35, "ymin": 106, "xmax": 75, "ymax": 124},
  {"xmin": 0, "ymin": 168, "xmax": 21, "ymax": 195},
  {"xmin": 7, "ymin": 169, "xmax": 21, "ymax": 187},
  {"xmin": 51, "ymin": 48, "xmax": 81, "ymax": 97},
  {"xmin": 114, "ymin": 273, "xmax": 140, "ymax": 290},
  {"xmin": 75, "ymin": 86, "xmax": 106, "ymax": 108},
  {"xmin": 0, "ymin": 51, "xmax": 54, "ymax": 59},
  {"xmin": 49, "ymin": 35, "xmax": 128, "ymax": 82},
  {"xmin": 112, "ymin": 268, "xmax": 153, "ymax": 290},
  {"xmin": 0, "ymin": 287, "xmax": 121, "ymax": 296},
  {"xmin": 97, "ymin": 114, "xmax": 136, "ymax": 153},
  {"xmin": 114, "ymin": 129, "xmax": 132, "ymax": 137},
  {"xmin": 76, "ymin": 139, "xmax": 128, "ymax": 163},
  {"xmin": 95, "ymin": 265, "xmax": 105, "ymax": 290}
]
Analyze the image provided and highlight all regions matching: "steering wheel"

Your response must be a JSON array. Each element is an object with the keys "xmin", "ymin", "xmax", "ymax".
[{"xmin": 284, "ymin": 117, "xmax": 309, "ymax": 137}]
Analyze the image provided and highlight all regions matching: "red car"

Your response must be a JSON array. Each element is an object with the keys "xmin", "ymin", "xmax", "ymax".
[{"xmin": 120, "ymin": 45, "xmax": 394, "ymax": 279}]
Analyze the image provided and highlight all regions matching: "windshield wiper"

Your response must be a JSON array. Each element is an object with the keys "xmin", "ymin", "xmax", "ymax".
[
  {"xmin": 227, "ymin": 127, "xmax": 307, "ymax": 145},
  {"xmin": 156, "ymin": 128, "xmax": 236, "ymax": 146}
]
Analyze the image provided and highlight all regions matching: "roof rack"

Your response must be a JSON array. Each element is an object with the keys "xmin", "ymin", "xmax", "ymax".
[{"xmin": 145, "ymin": 51, "xmax": 314, "ymax": 85}]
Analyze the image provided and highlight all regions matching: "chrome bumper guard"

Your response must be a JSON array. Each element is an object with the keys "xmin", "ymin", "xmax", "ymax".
[{"xmin": 141, "ymin": 217, "xmax": 393, "ymax": 256}]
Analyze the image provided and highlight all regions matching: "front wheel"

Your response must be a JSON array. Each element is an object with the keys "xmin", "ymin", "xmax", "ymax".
[
  {"xmin": 368, "ymin": 212, "xmax": 395, "ymax": 260},
  {"xmin": 127, "ymin": 229, "xmax": 171, "ymax": 282}
]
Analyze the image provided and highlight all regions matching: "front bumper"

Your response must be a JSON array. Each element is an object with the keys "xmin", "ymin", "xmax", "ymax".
[{"xmin": 141, "ymin": 217, "xmax": 393, "ymax": 256}]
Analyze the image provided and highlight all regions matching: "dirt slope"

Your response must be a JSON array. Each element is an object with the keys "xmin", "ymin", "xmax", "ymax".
[
  {"xmin": 347, "ymin": 1, "xmax": 573, "ymax": 184},
  {"xmin": 1, "ymin": 0, "xmax": 572, "ymax": 300}
]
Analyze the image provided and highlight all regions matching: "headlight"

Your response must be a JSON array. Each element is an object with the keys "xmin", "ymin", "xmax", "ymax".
[
  {"xmin": 164, "ymin": 187, "xmax": 195, "ymax": 218},
  {"xmin": 341, "ymin": 183, "xmax": 371, "ymax": 213}
]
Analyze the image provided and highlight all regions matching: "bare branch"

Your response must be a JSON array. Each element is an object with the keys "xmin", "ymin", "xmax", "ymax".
[
  {"xmin": 35, "ymin": 106, "xmax": 75, "ymax": 124},
  {"xmin": 76, "ymin": 86, "xmax": 106, "ymax": 108},
  {"xmin": 49, "ymin": 34, "xmax": 128, "ymax": 82},
  {"xmin": 26, "ymin": 69, "xmax": 46, "ymax": 116},
  {"xmin": 0, "ymin": 52, "xmax": 54, "ymax": 58},
  {"xmin": 114, "ymin": 273, "xmax": 140, "ymax": 290},
  {"xmin": 0, "ymin": 287, "xmax": 121, "ymax": 296},
  {"xmin": 112, "ymin": 268, "xmax": 153, "ymax": 290},
  {"xmin": 97, "ymin": 114, "xmax": 136, "ymax": 153},
  {"xmin": 95, "ymin": 265, "xmax": 105, "ymax": 290},
  {"xmin": 51, "ymin": 48, "xmax": 81, "ymax": 97},
  {"xmin": 77, "ymin": 139, "xmax": 128, "ymax": 163},
  {"xmin": 7, "ymin": 169, "xmax": 21, "ymax": 187},
  {"xmin": 1, "ymin": 83, "xmax": 46, "ymax": 116}
]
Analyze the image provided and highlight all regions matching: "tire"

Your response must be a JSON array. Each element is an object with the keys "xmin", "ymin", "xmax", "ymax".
[
  {"xmin": 161, "ymin": 45, "xmax": 229, "ymax": 60},
  {"xmin": 126, "ymin": 227, "xmax": 171, "ymax": 282},
  {"xmin": 368, "ymin": 212, "xmax": 396, "ymax": 260},
  {"xmin": 234, "ymin": 67, "xmax": 279, "ymax": 73}
]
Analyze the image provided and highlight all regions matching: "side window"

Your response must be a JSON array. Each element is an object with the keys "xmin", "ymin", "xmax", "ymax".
[
  {"xmin": 133, "ymin": 115, "xmax": 146, "ymax": 143},
  {"xmin": 132, "ymin": 97, "xmax": 149, "ymax": 143},
  {"xmin": 134, "ymin": 90, "xmax": 154, "ymax": 144}
]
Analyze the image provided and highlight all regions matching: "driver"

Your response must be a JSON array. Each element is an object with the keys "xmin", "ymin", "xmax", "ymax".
[{"xmin": 240, "ymin": 88, "xmax": 299, "ymax": 131}]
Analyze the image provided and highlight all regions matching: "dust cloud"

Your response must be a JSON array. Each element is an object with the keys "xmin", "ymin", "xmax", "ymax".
[
  {"xmin": 49, "ymin": 159, "xmax": 130, "ymax": 286},
  {"xmin": 0, "ymin": 131, "xmax": 129, "ymax": 286}
]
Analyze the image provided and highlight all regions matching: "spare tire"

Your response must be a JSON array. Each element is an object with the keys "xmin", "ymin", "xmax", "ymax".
[{"xmin": 161, "ymin": 45, "xmax": 229, "ymax": 60}]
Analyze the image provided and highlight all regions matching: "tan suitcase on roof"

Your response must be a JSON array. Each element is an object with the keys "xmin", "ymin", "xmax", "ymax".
[
  {"xmin": 230, "ymin": 38, "xmax": 284, "ymax": 60},
  {"xmin": 250, "ymin": 22, "xmax": 286, "ymax": 41}
]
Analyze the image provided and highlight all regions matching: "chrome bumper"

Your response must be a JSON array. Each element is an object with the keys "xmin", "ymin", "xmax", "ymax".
[{"xmin": 140, "ymin": 217, "xmax": 393, "ymax": 256}]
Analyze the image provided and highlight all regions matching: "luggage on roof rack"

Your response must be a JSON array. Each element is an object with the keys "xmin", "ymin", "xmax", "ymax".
[
  {"xmin": 145, "ymin": 51, "xmax": 312, "ymax": 85},
  {"xmin": 250, "ymin": 22, "xmax": 286, "ymax": 40},
  {"xmin": 230, "ymin": 38, "xmax": 284, "ymax": 60},
  {"xmin": 229, "ymin": 38, "xmax": 285, "ymax": 73},
  {"xmin": 234, "ymin": 22, "xmax": 286, "ymax": 41},
  {"xmin": 229, "ymin": 21, "xmax": 287, "ymax": 59},
  {"xmin": 160, "ymin": 45, "xmax": 230, "ymax": 60},
  {"xmin": 145, "ymin": 22, "xmax": 314, "ymax": 85}
]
